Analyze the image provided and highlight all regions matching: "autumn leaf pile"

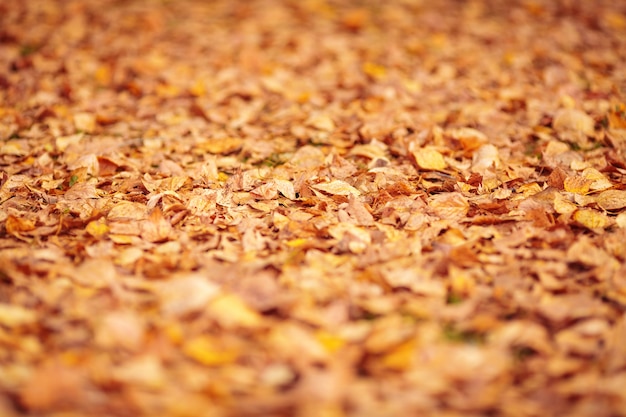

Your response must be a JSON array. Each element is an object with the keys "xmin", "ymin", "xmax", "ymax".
[{"xmin": 2, "ymin": 0, "xmax": 626, "ymax": 416}]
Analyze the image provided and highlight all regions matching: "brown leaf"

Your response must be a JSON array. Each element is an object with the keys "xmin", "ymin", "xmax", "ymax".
[
  {"xmin": 312, "ymin": 180, "xmax": 360, "ymax": 196},
  {"xmin": 428, "ymin": 192, "xmax": 470, "ymax": 221},
  {"xmin": 19, "ymin": 364, "xmax": 86, "ymax": 412},
  {"xmin": 141, "ymin": 206, "xmax": 172, "ymax": 242},
  {"xmin": 596, "ymin": 189, "xmax": 626, "ymax": 211},
  {"xmin": 553, "ymin": 108, "xmax": 595, "ymax": 136}
]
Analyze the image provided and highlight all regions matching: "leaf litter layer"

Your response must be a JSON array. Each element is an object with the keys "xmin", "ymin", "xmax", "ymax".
[{"xmin": 1, "ymin": 0, "xmax": 626, "ymax": 416}]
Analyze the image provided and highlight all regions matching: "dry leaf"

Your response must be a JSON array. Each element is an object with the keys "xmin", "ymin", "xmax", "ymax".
[
  {"xmin": 312, "ymin": 180, "xmax": 361, "ymax": 196},
  {"xmin": 85, "ymin": 218, "xmax": 109, "ymax": 238},
  {"xmin": 0, "ymin": 303, "xmax": 37, "ymax": 327},
  {"xmin": 563, "ymin": 175, "xmax": 592, "ymax": 195},
  {"xmin": 198, "ymin": 137, "xmax": 243, "ymax": 154},
  {"xmin": 182, "ymin": 336, "xmax": 239, "ymax": 366},
  {"xmin": 141, "ymin": 207, "xmax": 172, "ymax": 242},
  {"xmin": 208, "ymin": 294, "xmax": 263, "ymax": 329},
  {"xmin": 553, "ymin": 108, "xmax": 595, "ymax": 136},
  {"xmin": 596, "ymin": 189, "xmax": 626, "ymax": 211},
  {"xmin": 412, "ymin": 146, "xmax": 447, "ymax": 171},
  {"xmin": 471, "ymin": 144, "xmax": 502, "ymax": 174},
  {"xmin": 429, "ymin": 192, "xmax": 470, "ymax": 221},
  {"xmin": 573, "ymin": 209, "xmax": 612, "ymax": 229},
  {"xmin": 73, "ymin": 112, "xmax": 96, "ymax": 133},
  {"xmin": 5, "ymin": 215, "xmax": 36, "ymax": 236},
  {"xmin": 3, "ymin": 1, "xmax": 626, "ymax": 416}
]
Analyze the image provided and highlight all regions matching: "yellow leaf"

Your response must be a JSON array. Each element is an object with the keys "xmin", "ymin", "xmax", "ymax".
[
  {"xmin": 86, "ymin": 219, "xmax": 109, "ymax": 238},
  {"xmin": 0, "ymin": 303, "xmax": 37, "ymax": 328},
  {"xmin": 73, "ymin": 112, "xmax": 96, "ymax": 133},
  {"xmin": 5, "ymin": 215, "xmax": 36, "ymax": 235},
  {"xmin": 580, "ymin": 168, "xmax": 612, "ymax": 192},
  {"xmin": 412, "ymin": 146, "xmax": 447, "ymax": 171},
  {"xmin": 306, "ymin": 113, "xmax": 335, "ymax": 131},
  {"xmin": 381, "ymin": 338, "xmax": 416, "ymax": 371},
  {"xmin": 553, "ymin": 193, "xmax": 577, "ymax": 214},
  {"xmin": 449, "ymin": 266, "xmax": 476, "ymax": 295},
  {"xmin": 182, "ymin": 336, "xmax": 238, "ymax": 366},
  {"xmin": 573, "ymin": 209, "xmax": 612, "ymax": 229},
  {"xmin": 189, "ymin": 79, "xmax": 206, "ymax": 97},
  {"xmin": 312, "ymin": 180, "xmax": 361, "ymax": 196},
  {"xmin": 94, "ymin": 65, "xmax": 111, "ymax": 85},
  {"xmin": 156, "ymin": 83, "xmax": 181, "ymax": 98},
  {"xmin": 315, "ymin": 330, "xmax": 345, "ymax": 353},
  {"xmin": 564, "ymin": 176, "xmax": 592, "ymax": 195},
  {"xmin": 208, "ymin": 294, "xmax": 262, "ymax": 329},
  {"xmin": 362, "ymin": 62, "xmax": 387, "ymax": 79},
  {"xmin": 198, "ymin": 137, "xmax": 243, "ymax": 155},
  {"xmin": 471, "ymin": 144, "xmax": 502, "ymax": 174},
  {"xmin": 164, "ymin": 322, "xmax": 184, "ymax": 345},
  {"xmin": 286, "ymin": 238, "xmax": 310, "ymax": 248}
]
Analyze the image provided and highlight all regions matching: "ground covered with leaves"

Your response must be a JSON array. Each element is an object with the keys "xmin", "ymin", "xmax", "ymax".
[{"xmin": 1, "ymin": 0, "xmax": 626, "ymax": 415}]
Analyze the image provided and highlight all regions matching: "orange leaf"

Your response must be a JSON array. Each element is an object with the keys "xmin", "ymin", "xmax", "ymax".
[{"xmin": 5, "ymin": 215, "xmax": 36, "ymax": 236}]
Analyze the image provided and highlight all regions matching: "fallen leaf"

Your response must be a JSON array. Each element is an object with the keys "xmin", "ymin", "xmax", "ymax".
[
  {"xmin": 208, "ymin": 294, "xmax": 263, "ymax": 329},
  {"xmin": 596, "ymin": 189, "xmax": 626, "ymax": 211},
  {"xmin": 0, "ymin": 303, "xmax": 37, "ymax": 327},
  {"xmin": 563, "ymin": 175, "xmax": 592, "ymax": 195},
  {"xmin": 553, "ymin": 108, "xmax": 595, "ymax": 136},
  {"xmin": 312, "ymin": 180, "xmax": 360, "ymax": 196},
  {"xmin": 182, "ymin": 336, "xmax": 239, "ymax": 366},
  {"xmin": 573, "ymin": 209, "xmax": 612, "ymax": 229},
  {"xmin": 412, "ymin": 146, "xmax": 447, "ymax": 171},
  {"xmin": 429, "ymin": 192, "xmax": 470, "ymax": 221},
  {"xmin": 471, "ymin": 144, "xmax": 502, "ymax": 174}
]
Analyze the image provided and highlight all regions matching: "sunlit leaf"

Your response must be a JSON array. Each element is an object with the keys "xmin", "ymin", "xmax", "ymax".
[
  {"xmin": 412, "ymin": 146, "xmax": 447, "ymax": 171},
  {"xmin": 182, "ymin": 336, "xmax": 238, "ymax": 366},
  {"xmin": 312, "ymin": 180, "xmax": 360, "ymax": 196},
  {"xmin": 573, "ymin": 209, "xmax": 612, "ymax": 229}
]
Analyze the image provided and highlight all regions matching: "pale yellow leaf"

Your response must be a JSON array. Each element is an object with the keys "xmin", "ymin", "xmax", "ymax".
[
  {"xmin": 412, "ymin": 146, "xmax": 447, "ymax": 171},
  {"xmin": 64, "ymin": 182, "xmax": 99, "ymax": 200},
  {"xmin": 274, "ymin": 179, "xmax": 297, "ymax": 200},
  {"xmin": 198, "ymin": 137, "xmax": 243, "ymax": 155},
  {"xmin": 312, "ymin": 180, "xmax": 360, "ymax": 196},
  {"xmin": 471, "ymin": 144, "xmax": 502, "ymax": 174},
  {"xmin": 112, "ymin": 355, "xmax": 165, "ymax": 389},
  {"xmin": 553, "ymin": 193, "xmax": 577, "ymax": 214},
  {"xmin": 553, "ymin": 108, "xmax": 595, "ymax": 136},
  {"xmin": 0, "ymin": 303, "xmax": 37, "ymax": 328},
  {"xmin": 306, "ymin": 113, "xmax": 335, "ymax": 131},
  {"xmin": 596, "ymin": 189, "xmax": 626, "ymax": 211},
  {"xmin": 429, "ymin": 192, "xmax": 470, "ymax": 221},
  {"xmin": 581, "ymin": 168, "xmax": 612, "ymax": 192},
  {"xmin": 208, "ymin": 294, "xmax": 262, "ymax": 329},
  {"xmin": 108, "ymin": 202, "xmax": 148, "ymax": 220},
  {"xmin": 73, "ymin": 112, "xmax": 96, "ymax": 133},
  {"xmin": 616, "ymin": 212, "xmax": 626, "ymax": 228}
]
